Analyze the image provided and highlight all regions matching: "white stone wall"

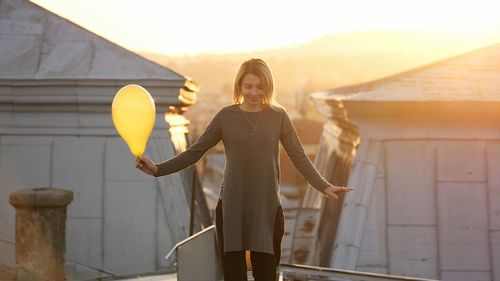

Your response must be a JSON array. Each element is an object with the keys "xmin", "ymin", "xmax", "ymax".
[
  {"xmin": 355, "ymin": 139, "xmax": 499, "ymax": 281},
  {"xmin": 314, "ymin": 36, "xmax": 500, "ymax": 281},
  {"xmin": 0, "ymin": 132, "xmax": 191, "ymax": 275},
  {"xmin": 0, "ymin": 0, "xmax": 199, "ymax": 275}
]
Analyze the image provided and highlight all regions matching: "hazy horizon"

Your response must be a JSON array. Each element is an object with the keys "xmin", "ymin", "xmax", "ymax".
[
  {"xmin": 138, "ymin": 29, "xmax": 500, "ymax": 128},
  {"xmin": 31, "ymin": 0, "xmax": 500, "ymax": 56},
  {"xmin": 138, "ymin": 29, "xmax": 500, "ymax": 58}
]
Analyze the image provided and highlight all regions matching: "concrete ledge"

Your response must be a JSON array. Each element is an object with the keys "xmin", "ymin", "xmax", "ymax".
[{"xmin": 9, "ymin": 188, "xmax": 73, "ymax": 208}]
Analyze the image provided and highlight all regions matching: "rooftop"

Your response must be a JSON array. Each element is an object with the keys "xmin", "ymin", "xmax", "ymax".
[
  {"xmin": 0, "ymin": 0, "xmax": 186, "ymax": 82},
  {"xmin": 312, "ymin": 43, "xmax": 500, "ymax": 102}
]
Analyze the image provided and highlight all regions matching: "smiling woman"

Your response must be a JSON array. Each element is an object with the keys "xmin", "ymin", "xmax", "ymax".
[
  {"xmin": 135, "ymin": 58, "xmax": 352, "ymax": 280},
  {"xmin": 30, "ymin": 0, "xmax": 500, "ymax": 56}
]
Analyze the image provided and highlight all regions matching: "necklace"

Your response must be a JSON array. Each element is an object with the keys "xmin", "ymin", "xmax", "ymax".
[{"xmin": 241, "ymin": 110, "xmax": 263, "ymax": 132}]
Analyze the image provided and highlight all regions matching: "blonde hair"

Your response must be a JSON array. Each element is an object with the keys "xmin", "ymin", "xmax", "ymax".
[{"xmin": 233, "ymin": 58, "xmax": 276, "ymax": 107}]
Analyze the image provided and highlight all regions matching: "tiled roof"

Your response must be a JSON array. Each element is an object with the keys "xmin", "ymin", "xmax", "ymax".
[
  {"xmin": 312, "ymin": 43, "xmax": 500, "ymax": 102},
  {"xmin": 0, "ymin": 0, "xmax": 185, "ymax": 81}
]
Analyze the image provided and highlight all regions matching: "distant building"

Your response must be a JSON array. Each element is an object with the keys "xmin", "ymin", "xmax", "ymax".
[
  {"xmin": 0, "ymin": 0, "xmax": 208, "ymax": 276},
  {"xmin": 280, "ymin": 117, "xmax": 323, "ymax": 196},
  {"xmin": 306, "ymin": 43, "xmax": 500, "ymax": 280}
]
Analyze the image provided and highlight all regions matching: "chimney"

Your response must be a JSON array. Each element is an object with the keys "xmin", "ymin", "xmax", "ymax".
[{"xmin": 9, "ymin": 188, "xmax": 73, "ymax": 281}]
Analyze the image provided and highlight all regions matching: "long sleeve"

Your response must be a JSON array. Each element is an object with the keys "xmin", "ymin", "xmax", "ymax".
[
  {"xmin": 279, "ymin": 111, "xmax": 330, "ymax": 193},
  {"xmin": 156, "ymin": 110, "xmax": 222, "ymax": 177}
]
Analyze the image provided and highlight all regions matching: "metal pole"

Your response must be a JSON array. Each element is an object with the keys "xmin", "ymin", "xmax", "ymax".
[{"xmin": 189, "ymin": 166, "xmax": 196, "ymax": 236}]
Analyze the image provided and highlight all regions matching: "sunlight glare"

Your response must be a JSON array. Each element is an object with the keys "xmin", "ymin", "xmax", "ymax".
[{"xmin": 30, "ymin": 0, "xmax": 500, "ymax": 55}]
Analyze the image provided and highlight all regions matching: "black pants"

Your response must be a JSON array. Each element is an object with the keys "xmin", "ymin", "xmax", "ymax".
[{"xmin": 215, "ymin": 199, "xmax": 284, "ymax": 281}]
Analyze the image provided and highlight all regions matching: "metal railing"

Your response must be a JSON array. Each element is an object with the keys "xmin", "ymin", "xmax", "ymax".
[
  {"xmin": 279, "ymin": 264, "xmax": 439, "ymax": 281},
  {"xmin": 73, "ymin": 224, "xmax": 440, "ymax": 281}
]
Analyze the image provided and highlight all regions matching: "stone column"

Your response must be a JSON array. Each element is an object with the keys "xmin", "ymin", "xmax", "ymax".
[{"xmin": 9, "ymin": 188, "xmax": 73, "ymax": 281}]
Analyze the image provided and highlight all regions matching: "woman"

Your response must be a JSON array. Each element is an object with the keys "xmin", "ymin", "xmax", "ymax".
[{"xmin": 135, "ymin": 58, "xmax": 352, "ymax": 281}]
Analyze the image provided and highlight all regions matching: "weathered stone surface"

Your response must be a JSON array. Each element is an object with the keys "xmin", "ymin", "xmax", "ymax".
[
  {"xmin": 9, "ymin": 188, "xmax": 73, "ymax": 207},
  {"xmin": 75, "ymin": 85, "xmax": 117, "ymax": 97},
  {"xmin": 294, "ymin": 208, "xmax": 320, "ymax": 238},
  {"xmin": 310, "ymin": 38, "xmax": 500, "ymax": 281},
  {"xmin": 14, "ymin": 266, "xmax": 46, "ymax": 281},
  {"xmin": 441, "ymin": 271, "xmax": 491, "ymax": 281},
  {"xmin": 52, "ymin": 136, "xmax": 105, "ymax": 218},
  {"xmin": 437, "ymin": 182, "xmax": 490, "ymax": 271},
  {"xmin": 37, "ymin": 42, "xmax": 93, "ymax": 78},
  {"xmin": 0, "ymin": 35, "xmax": 40, "ymax": 77},
  {"xmin": 156, "ymin": 200, "xmax": 175, "ymax": 269},
  {"xmin": 88, "ymin": 40, "xmax": 180, "ymax": 80},
  {"xmin": 437, "ymin": 141, "xmax": 486, "ymax": 182},
  {"xmin": 0, "ymin": 240, "xmax": 15, "ymax": 266},
  {"xmin": 14, "ymin": 112, "xmax": 80, "ymax": 128},
  {"xmin": 386, "ymin": 141, "xmax": 436, "ymax": 225},
  {"xmin": 150, "ymin": 136, "xmax": 191, "ymax": 247},
  {"xmin": 358, "ymin": 177, "xmax": 387, "ymax": 268},
  {"xmin": 14, "ymin": 83, "xmax": 77, "ymax": 95},
  {"xmin": 290, "ymin": 237, "xmax": 316, "ymax": 265},
  {"xmin": 0, "ymin": 18, "xmax": 43, "ymax": 35},
  {"xmin": 0, "ymin": 0, "xmax": 20, "ymax": 14},
  {"xmin": 105, "ymin": 137, "xmax": 151, "ymax": 181},
  {"xmin": 0, "ymin": 0, "xmax": 185, "ymax": 81},
  {"xmin": 350, "ymin": 115, "xmax": 500, "ymax": 140},
  {"xmin": 0, "ymin": 137, "xmax": 52, "ymax": 244},
  {"xmin": 330, "ymin": 45, "xmax": 500, "ymax": 102},
  {"xmin": 330, "ymin": 139, "xmax": 380, "ymax": 269},
  {"xmin": 281, "ymin": 208, "xmax": 298, "ymax": 263},
  {"xmin": 356, "ymin": 266, "xmax": 388, "ymax": 274},
  {"xmin": 0, "ymin": 112, "xmax": 14, "ymax": 128},
  {"xmin": 78, "ymin": 113, "xmax": 114, "ymax": 129},
  {"xmin": 375, "ymin": 144, "xmax": 385, "ymax": 178},
  {"xmin": 346, "ymin": 154, "xmax": 378, "ymax": 207},
  {"xmin": 10, "ymin": 188, "xmax": 73, "ymax": 281},
  {"xmin": 490, "ymin": 230, "xmax": 500, "ymax": 281},
  {"xmin": 0, "ymin": 0, "xmax": 198, "ymax": 276},
  {"xmin": 103, "ymin": 180, "xmax": 157, "ymax": 275},
  {"xmin": 352, "ymin": 116, "xmax": 431, "ymax": 140},
  {"xmin": 487, "ymin": 143, "xmax": 500, "ymax": 229},
  {"xmin": 43, "ymin": 15, "xmax": 91, "ymax": 45},
  {"xmin": 66, "ymin": 218, "xmax": 102, "ymax": 269},
  {"xmin": 0, "ymin": 263, "xmax": 15, "ymax": 281},
  {"xmin": 387, "ymin": 226, "xmax": 439, "ymax": 279},
  {"xmin": 6, "ymin": 3, "xmax": 46, "ymax": 25}
]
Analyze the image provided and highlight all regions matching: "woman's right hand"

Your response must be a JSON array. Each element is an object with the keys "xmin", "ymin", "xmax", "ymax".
[
  {"xmin": 323, "ymin": 184, "xmax": 353, "ymax": 200},
  {"xmin": 135, "ymin": 155, "xmax": 159, "ymax": 177}
]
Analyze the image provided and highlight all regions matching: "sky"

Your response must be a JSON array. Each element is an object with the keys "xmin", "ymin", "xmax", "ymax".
[{"xmin": 31, "ymin": 0, "xmax": 500, "ymax": 56}]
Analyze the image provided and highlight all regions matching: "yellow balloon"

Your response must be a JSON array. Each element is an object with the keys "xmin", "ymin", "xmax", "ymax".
[{"xmin": 112, "ymin": 84, "xmax": 156, "ymax": 157}]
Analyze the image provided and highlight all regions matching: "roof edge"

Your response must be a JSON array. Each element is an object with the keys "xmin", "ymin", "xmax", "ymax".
[
  {"xmin": 316, "ymin": 42, "xmax": 500, "ymax": 98},
  {"xmin": 26, "ymin": 0, "xmax": 187, "ymax": 81}
]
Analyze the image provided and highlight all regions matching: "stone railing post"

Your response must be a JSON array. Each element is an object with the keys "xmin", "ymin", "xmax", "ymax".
[{"xmin": 9, "ymin": 188, "xmax": 73, "ymax": 281}]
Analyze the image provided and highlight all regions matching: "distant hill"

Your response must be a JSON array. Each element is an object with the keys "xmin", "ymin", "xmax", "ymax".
[{"xmin": 140, "ymin": 29, "xmax": 500, "ymax": 127}]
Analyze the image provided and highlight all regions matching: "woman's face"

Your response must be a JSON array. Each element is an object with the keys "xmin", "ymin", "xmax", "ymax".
[{"xmin": 241, "ymin": 73, "xmax": 264, "ymax": 107}]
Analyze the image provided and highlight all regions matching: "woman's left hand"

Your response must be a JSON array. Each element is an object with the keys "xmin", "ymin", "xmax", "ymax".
[{"xmin": 323, "ymin": 184, "xmax": 354, "ymax": 199}]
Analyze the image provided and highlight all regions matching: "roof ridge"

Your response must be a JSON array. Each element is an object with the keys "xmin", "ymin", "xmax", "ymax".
[
  {"xmin": 3, "ymin": 0, "xmax": 186, "ymax": 81},
  {"xmin": 327, "ymin": 42, "xmax": 500, "ymax": 95}
]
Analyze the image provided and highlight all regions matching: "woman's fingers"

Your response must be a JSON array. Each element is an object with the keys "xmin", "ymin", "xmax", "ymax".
[
  {"xmin": 325, "ymin": 185, "xmax": 354, "ymax": 200},
  {"xmin": 135, "ymin": 157, "xmax": 147, "ymax": 170},
  {"xmin": 326, "ymin": 191, "xmax": 338, "ymax": 200},
  {"xmin": 324, "ymin": 186, "xmax": 338, "ymax": 200},
  {"xmin": 135, "ymin": 156, "xmax": 158, "ymax": 176},
  {"xmin": 336, "ymin": 186, "xmax": 353, "ymax": 193}
]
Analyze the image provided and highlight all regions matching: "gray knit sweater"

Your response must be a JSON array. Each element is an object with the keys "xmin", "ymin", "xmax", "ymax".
[{"xmin": 156, "ymin": 104, "xmax": 330, "ymax": 255}]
